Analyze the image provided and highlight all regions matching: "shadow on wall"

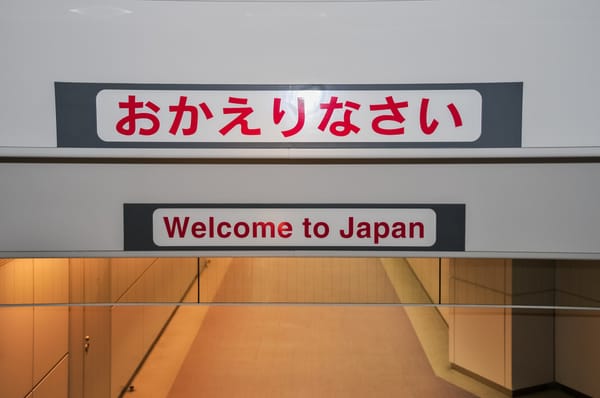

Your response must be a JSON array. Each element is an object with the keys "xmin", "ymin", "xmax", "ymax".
[
  {"xmin": 1, "ymin": 257, "xmax": 599, "ymax": 397},
  {"xmin": 0, "ymin": 257, "xmax": 199, "ymax": 398}
]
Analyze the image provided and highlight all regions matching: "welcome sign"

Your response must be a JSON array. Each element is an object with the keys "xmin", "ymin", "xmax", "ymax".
[
  {"xmin": 124, "ymin": 204, "xmax": 465, "ymax": 252},
  {"xmin": 55, "ymin": 83, "xmax": 522, "ymax": 150}
]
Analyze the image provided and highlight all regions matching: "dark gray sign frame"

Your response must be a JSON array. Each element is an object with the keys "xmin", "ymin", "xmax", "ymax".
[
  {"xmin": 123, "ymin": 203, "xmax": 465, "ymax": 252},
  {"xmin": 56, "ymin": 82, "xmax": 522, "ymax": 149}
]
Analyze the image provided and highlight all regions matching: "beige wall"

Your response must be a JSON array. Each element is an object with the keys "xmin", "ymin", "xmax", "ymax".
[
  {"xmin": 3, "ymin": 256, "xmax": 600, "ymax": 397},
  {"xmin": 554, "ymin": 260, "xmax": 600, "ymax": 397},
  {"xmin": 406, "ymin": 258, "xmax": 439, "ymax": 303},
  {"xmin": 1, "ymin": 257, "xmax": 198, "ymax": 398},
  {"xmin": 449, "ymin": 258, "xmax": 510, "ymax": 387},
  {"xmin": 448, "ymin": 258, "xmax": 600, "ymax": 395},
  {"xmin": 198, "ymin": 257, "xmax": 233, "ymax": 303},
  {"xmin": 405, "ymin": 257, "xmax": 452, "ymax": 324},
  {"xmin": 388, "ymin": 257, "xmax": 557, "ymax": 390},
  {"xmin": 0, "ymin": 258, "xmax": 69, "ymax": 398},
  {"xmin": 509, "ymin": 260, "xmax": 555, "ymax": 390},
  {"xmin": 69, "ymin": 257, "xmax": 198, "ymax": 398},
  {"xmin": 448, "ymin": 258, "xmax": 555, "ymax": 391},
  {"xmin": 110, "ymin": 257, "xmax": 197, "ymax": 398}
]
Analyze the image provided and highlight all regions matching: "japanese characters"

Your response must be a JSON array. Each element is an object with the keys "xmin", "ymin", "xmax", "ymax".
[{"xmin": 97, "ymin": 89, "xmax": 482, "ymax": 143}]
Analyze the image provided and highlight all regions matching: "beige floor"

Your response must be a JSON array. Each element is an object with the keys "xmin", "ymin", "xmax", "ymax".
[
  {"xmin": 127, "ymin": 258, "xmax": 574, "ymax": 398},
  {"xmin": 168, "ymin": 305, "xmax": 476, "ymax": 398}
]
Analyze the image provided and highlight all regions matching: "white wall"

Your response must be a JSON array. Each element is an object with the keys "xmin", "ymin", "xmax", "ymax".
[
  {"xmin": 1, "ymin": 1, "xmax": 600, "ymax": 158},
  {"xmin": 1, "ymin": 163, "xmax": 600, "ymax": 258}
]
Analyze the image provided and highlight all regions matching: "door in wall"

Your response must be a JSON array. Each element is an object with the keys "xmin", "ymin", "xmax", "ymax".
[{"xmin": 70, "ymin": 259, "xmax": 111, "ymax": 398}]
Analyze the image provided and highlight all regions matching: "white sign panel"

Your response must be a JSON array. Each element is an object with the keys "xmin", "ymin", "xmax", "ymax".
[
  {"xmin": 152, "ymin": 208, "xmax": 437, "ymax": 247},
  {"xmin": 124, "ymin": 204, "xmax": 465, "ymax": 252},
  {"xmin": 96, "ymin": 89, "xmax": 482, "ymax": 144}
]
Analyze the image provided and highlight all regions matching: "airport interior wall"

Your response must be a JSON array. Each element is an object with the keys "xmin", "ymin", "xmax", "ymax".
[
  {"xmin": 2, "ymin": 1, "xmax": 600, "ymax": 397},
  {"xmin": 405, "ymin": 258, "xmax": 600, "ymax": 396},
  {"xmin": 0, "ymin": 258, "xmax": 197, "ymax": 398},
  {"xmin": 2, "ymin": 257, "xmax": 599, "ymax": 397}
]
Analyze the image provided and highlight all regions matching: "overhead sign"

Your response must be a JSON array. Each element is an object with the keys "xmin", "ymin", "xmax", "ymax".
[
  {"xmin": 124, "ymin": 204, "xmax": 465, "ymax": 251},
  {"xmin": 56, "ymin": 83, "xmax": 522, "ymax": 149}
]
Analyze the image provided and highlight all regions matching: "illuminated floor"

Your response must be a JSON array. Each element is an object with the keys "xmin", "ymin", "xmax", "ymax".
[
  {"xmin": 127, "ymin": 259, "xmax": 574, "ymax": 398},
  {"xmin": 169, "ymin": 305, "xmax": 476, "ymax": 398}
]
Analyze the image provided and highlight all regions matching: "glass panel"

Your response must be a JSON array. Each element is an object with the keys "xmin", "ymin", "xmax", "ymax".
[
  {"xmin": 1, "ymin": 257, "xmax": 600, "ymax": 308},
  {"xmin": 199, "ymin": 257, "xmax": 402, "ymax": 304},
  {"xmin": 1, "ymin": 256, "xmax": 600, "ymax": 397}
]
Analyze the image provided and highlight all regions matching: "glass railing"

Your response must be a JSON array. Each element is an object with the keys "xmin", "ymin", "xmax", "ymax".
[
  {"xmin": 1, "ymin": 257, "xmax": 599, "ymax": 308},
  {"xmin": 1, "ymin": 256, "xmax": 599, "ymax": 398}
]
